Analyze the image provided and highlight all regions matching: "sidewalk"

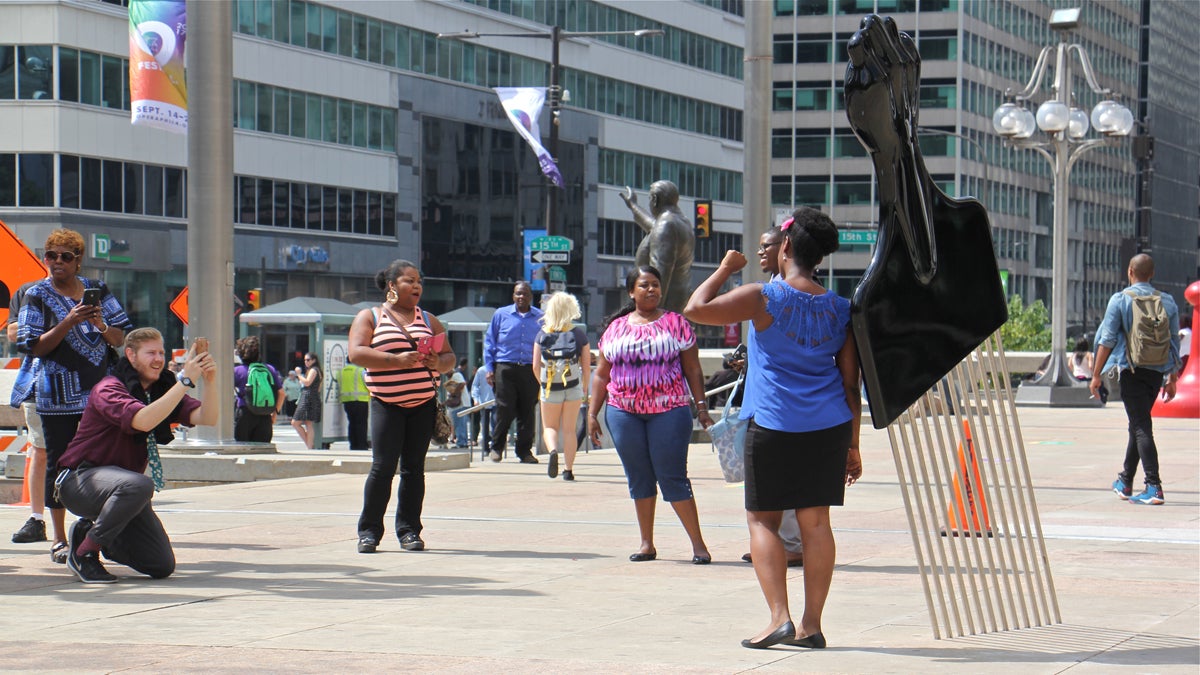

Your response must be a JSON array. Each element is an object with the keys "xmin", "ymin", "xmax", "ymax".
[{"xmin": 1, "ymin": 405, "xmax": 1196, "ymax": 673}]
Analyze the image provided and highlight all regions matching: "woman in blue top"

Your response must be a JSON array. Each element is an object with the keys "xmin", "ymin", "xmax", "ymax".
[{"xmin": 685, "ymin": 207, "xmax": 862, "ymax": 651}]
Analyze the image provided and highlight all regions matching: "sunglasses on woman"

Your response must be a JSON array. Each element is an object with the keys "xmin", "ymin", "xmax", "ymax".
[{"xmin": 44, "ymin": 251, "xmax": 79, "ymax": 263}]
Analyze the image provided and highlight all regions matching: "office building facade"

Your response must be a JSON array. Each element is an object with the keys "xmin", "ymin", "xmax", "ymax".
[{"xmin": 0, "ymin": 0, "xmax": 747, "ymax": 357}]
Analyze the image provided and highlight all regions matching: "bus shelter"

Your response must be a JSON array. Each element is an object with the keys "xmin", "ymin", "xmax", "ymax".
[{"xmin": 239, "ymin": 297, "xmax": 359, "ymax": 449}]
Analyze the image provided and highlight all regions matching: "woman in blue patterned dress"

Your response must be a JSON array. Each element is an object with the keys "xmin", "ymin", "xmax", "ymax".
[
  {"xmin": 685, "ymin": 207, "xmax": 863, "ymax": 650},
  {"xmin": 16, "ymin": 229, "xmax": 131, "ymax": 563}
]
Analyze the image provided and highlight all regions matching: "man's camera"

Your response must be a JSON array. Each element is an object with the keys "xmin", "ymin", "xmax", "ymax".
[{"xmin": 722, "ymin": 343, "xmax": 747, "ymax": 369}]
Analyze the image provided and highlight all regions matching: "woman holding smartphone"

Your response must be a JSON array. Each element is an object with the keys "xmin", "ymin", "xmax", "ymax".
[
  {"xmin": 290, "ymin": 353, "xmax": 322, "ymax": 448},
  {"xmin": 15, "ymin": 228, "xmax": 130, "ymax": 564},
  {"xmin": 349, "ymin": 259, "xmax": 454, "ymax": 554}
]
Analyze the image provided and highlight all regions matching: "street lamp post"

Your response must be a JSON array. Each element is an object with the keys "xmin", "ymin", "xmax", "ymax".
[
  {"xmin": 991, "ymin": 7, "xmax": 1133, "ymax": 405},
  {"xmin": 437, "ymin": 27, "xmax": 664, "ymax": 238}
]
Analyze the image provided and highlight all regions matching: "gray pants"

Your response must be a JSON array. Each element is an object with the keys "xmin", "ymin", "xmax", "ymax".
[
  {"xmin": 780, "ymin": 509, "xmax": 803, "ymax": 555},
  {"xmin": 57, "ymin": 466, "xmax": 175, "ymax": 579}
]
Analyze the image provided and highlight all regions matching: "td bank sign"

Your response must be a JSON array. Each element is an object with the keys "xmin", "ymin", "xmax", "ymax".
[{"xmin": 92, "ymin": 234, "xmax": 132, "ymax": 264}]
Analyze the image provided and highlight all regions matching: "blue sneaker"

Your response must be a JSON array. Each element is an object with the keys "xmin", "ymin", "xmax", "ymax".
[
  {"xmin": 1129, "ymin": 484, "xmax": 1164, "ymax": 505},
  {"xmin": 1112, "ymin": 477, "xmax": 1132, "ymax": 499}
]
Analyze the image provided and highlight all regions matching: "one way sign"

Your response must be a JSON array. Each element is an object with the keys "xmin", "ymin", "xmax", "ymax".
[{"xmin": 532, "ymin": 250, "xmax": 570, "ymax": 264}]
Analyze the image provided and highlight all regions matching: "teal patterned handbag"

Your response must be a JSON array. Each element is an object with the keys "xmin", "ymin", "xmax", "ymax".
[{"xmin": 708, "ymin": 377, "xmax": 746, "ymax": 483}]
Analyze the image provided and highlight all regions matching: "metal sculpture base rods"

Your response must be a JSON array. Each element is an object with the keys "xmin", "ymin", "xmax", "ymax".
[{"xmin": 886, "ymin": 331, "xmax": 1061, "ymax": 639}]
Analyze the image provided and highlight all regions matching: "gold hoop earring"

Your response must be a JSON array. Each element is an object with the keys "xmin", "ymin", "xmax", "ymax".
[{"xmin": 386, "ymin": 288, "xmax": 398, "ymax": 303}]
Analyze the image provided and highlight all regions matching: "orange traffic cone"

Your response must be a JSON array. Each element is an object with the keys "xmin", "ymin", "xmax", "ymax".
[
  {"xmin": 944, "ymin": 421, "xmax": 991, "ymax": 537},
  {"xmin": 8, "ymin": 441, "xmax": 32, "ymax": 507}
]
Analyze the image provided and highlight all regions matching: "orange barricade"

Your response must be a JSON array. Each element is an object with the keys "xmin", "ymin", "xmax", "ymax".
[{"xmin": 945, "ymin": 420, "xmax": 992, "ymax": 537}]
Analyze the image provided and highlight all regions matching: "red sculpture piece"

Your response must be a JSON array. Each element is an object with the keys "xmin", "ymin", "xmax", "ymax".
[{"xmin": 1152, "ymin": 280, "xmax": 1199, "ymax": 418}]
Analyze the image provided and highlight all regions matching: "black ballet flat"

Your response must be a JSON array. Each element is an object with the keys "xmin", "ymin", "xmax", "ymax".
[
  {"xmin": 691, "ymin": 555, "xmax": 711, "ymax": 565},
  {"xmin": 741, "ymin": 621, "xmax": 795, "ymax": 650},
  {"xmin": 786, "ymin": 632, "xmax": 827, "ymax": 649},
  {"xmin": 628, "ymin": 551, "xmax": 657, "ymax": 562}
]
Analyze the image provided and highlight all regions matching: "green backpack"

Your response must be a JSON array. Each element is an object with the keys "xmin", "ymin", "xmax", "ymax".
[{"xmin": 245, "ymin": 362, "xmax": 277, "ymax": 415}]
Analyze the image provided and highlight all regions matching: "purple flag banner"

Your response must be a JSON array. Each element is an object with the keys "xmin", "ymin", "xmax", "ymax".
[{"xmin": 494, "ymin": 87, "xmax": 564, "ymax": 188}]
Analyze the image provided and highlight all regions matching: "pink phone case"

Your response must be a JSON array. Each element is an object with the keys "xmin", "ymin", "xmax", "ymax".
[{"xmin": 418, "ymin": 332, "xmax": 446, "ymax": 354}]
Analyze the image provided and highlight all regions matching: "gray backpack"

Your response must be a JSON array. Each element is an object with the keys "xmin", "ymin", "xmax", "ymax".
[{"xmin": 1122, "ymin": 290, "xmax": 1170, "ymax": 369}]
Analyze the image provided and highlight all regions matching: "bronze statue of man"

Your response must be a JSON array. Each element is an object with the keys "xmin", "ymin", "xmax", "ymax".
[{"xmin": 620, "ymin": 180, "xmax": 695, "ymax": 314}]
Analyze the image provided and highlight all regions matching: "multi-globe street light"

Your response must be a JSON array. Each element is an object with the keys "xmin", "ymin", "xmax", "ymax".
[
  {"xmin": 991, "ymin": 7, "xmax": 1134, "ymax": 403},
  {"xmin": 437, "ymin": 27, "xmax": 665, "ymax": 238}
]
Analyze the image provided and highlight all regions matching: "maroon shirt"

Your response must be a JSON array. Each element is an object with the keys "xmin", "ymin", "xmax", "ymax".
[{"xmin": 58, "ymin": 375, "xmax": 201, "ymax": 473}]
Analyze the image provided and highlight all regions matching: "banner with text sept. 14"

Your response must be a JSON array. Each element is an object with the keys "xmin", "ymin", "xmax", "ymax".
[{"xmin": 129, "ymin": 0, "xmax": 187, "ymax": 133}]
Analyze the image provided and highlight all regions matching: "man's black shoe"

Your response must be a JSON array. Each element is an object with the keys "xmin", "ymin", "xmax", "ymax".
[
  {"xmin": 357, "ymin": 536, "xmax": 378, "ymax": 553},
  {"xmin": 68, "ymin": 551, "xmax": 117, "ymax": 584},
  {"xmin": 66, "ymin": 519, "xmax": 93, "ymax": 572},
  {"xmin": 12, "ymin": 516, "xmax": 47, "ymax": 543},
  {"xmin": 519, "ymin": 455, "xmax": 539, "ymax": 464},
  {"xmin": 399, "ymin": 532, "xmax": 425, "ymax": 551}
]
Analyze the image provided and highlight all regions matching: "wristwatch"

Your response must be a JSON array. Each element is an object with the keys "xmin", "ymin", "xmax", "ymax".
[{"xmin": 176, "ymin": 371, "xmax": 196, "ymax": 388}]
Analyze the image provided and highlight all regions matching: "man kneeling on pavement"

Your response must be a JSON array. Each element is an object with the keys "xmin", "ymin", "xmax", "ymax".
[{"xmin": 55, "ymin": 328, "xmax": 217, "ymax": 583}]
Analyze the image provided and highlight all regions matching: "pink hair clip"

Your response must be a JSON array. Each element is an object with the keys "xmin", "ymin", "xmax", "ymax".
[{"xmin": 780, "ymin": 217, "xmax": 794, "ymax": 231}]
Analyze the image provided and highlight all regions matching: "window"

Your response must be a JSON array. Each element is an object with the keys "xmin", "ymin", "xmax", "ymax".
[
  {"xmin": 0, "ymin": 154, "xmax": 13, "ymax": 206},
  {"xmin": 61, "ymin": 155, "xmax": 80, "ymax": 208},
  {"xmin": 59, "ymin": 48, "xmax": 78, "ymax": 102},
  {"xmin": 17, "ymin": 154, "xmax": 53, "ymax": 207},
  {"xmin": 17, "ymin": 46, "xmax": 52, "ymax": 100},
  {"xmin": 102, "ymin": 160, "xmax": 123, "ymax": 212},
  {"xmin": 0, "ymin": 47, "xmax": 14, "ymax": 99},
  {"xmin": 236, "ymin": 81, "xmax": 256, "ymax": 129},
  {"xmin": 81, "ymin": 157, "xmax": 102, "ymax": 210},
  {"xmin": 165, "ymin": 167, "xmax": 185, "ymax": 218},
  {"xmin": 144, "ymin": 164, "xmax": 164, "ymax": 216},
  {"xmin": 101, "ymin": 55, "xmax": 123, "ymax": 109},
  {"xmin": 123, "ymin": 163, "xmax": 143, "ymax": 214},
  {"xmin": 79, "ymin": 51, "xmax": 101, "ymax": 106}
]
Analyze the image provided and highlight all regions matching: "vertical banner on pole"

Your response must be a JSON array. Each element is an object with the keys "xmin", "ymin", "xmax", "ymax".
[
  {"xmin": 129, "ymin": 0, "xmax": 188, "ymax": 133},
  {"xmin": 494, "ymin": 87, "xmax": 564, "ymax": 188}
]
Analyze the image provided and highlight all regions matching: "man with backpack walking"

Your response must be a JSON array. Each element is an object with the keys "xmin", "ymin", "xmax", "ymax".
[
  {"xmin": 234, "ymin": 336, "xmax": 285, "ymax": 443},
  {"xmin": 1090, "ymin": 254, "xmax": 1182, "ymax": 505}
]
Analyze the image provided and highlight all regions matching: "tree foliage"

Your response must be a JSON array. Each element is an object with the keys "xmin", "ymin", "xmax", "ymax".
[{"xmin": 1000, "ymin": 295, "xmax": 1051, "ymax": 351}]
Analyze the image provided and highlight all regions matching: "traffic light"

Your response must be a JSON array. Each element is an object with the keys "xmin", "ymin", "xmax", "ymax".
[
  {"xmin": 694, "ymin": 199, "xmax": 712, "ymax": 239},
  {"xmin": 247, "ymin": 288, "xmax": 262, "ymax": 311}
]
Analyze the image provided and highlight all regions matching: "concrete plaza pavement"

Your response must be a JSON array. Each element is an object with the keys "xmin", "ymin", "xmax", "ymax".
[{"xmin": 0, "ymin": 404, "xmax": 1196, "ymax": 673}]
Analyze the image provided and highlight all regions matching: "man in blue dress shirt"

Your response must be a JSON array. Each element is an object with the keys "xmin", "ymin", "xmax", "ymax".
[{"xmin": 484, "ymin": 281, "xmax": 544, "ymax": 464}]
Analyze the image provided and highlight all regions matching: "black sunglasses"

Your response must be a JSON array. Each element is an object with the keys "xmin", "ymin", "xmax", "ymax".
[{"xmin": 44, "ymin": 251, "xmax": 79, "ymax": 263}]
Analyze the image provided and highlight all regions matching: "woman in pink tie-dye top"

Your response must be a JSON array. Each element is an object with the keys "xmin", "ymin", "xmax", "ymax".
[{"xmin": 588, "ymin": 266, "xmax": 713, "ymax": 565}]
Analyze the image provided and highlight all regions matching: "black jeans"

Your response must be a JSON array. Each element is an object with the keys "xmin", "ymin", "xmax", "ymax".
[
  {"xmin": 234, "ymin": 408, "xmax": 274, "ymax": 443},
  {"xmin": 58, "ymin": 465, "xmax": 175, "ymax": 578},
  {"xmin": 343, "ymin": 400, "xmax": 369, "ymax": 450},
  {"xmin": 41, "ymin": 413, "xmax": 82, "ymax": 510},
  {"xmin": 490, "ymin": 363, "xmax": 538, "ymax": 458},
  {"xmin": 357, "ymin": 397, "xmax": 436, "ymax": 541},
  {"xmin": 1118, "ymin": 368, "xmax": 1164, "ymax": 486}
]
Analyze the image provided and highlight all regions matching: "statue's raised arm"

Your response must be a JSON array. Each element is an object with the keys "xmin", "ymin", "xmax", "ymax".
[{"xmin": 622, "ymin": 186, "xmax": 655, "ymax": 234}]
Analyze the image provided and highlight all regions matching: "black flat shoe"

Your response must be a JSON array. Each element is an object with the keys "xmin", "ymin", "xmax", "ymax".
[
  {"xmin": 692, "ymin": 555, "xmax": 711, "ymax": 565},
  {"xmin": 741, "ymin": 621, "xmax": 796, "ymax": 650},
  {"xmin": 786, "ymin": 632, "xmax": 827, "ymax": 649},
  {"xmin": 628, "ymin": 551, "xmax": 657, "ymax": 562}
]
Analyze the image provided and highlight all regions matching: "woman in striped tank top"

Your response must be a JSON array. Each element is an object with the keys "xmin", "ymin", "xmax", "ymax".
[{"xmin": 349, "ymin": 260, "xmax": 455, "ymax": 554}]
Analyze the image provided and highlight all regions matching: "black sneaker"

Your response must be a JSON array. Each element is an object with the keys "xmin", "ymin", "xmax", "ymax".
[
  {"xmin": 12, "ymin": 516, "xmax": 47, "ymax": 543},
  {"xmin": 357, "ymin": 536, "xmax": 378, "ymax": 553},
  {"xmin": 399, "ymin": 532, "xmax": 425, "ymax": 551},
  {"xmin": 68, "ymin": 551, "xmax": 117, "ymax": 584},
  {"xmin": 66, "ymin": 519, "xmax": 93, "ymax": 572},
  {"xmin": 562, "ymin": 470, "xmax": 575, "ymax": 482},
  {"xmin": 547, "ymin": 451, "xmax": 559, "ymax": 479}
]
